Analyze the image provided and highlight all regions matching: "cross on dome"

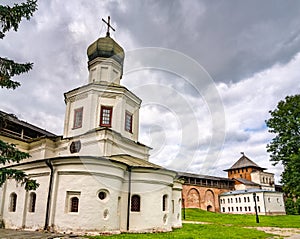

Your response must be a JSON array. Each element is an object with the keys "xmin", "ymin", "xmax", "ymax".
[{"xmin": 102, "ymin": 16, "xmax": 115, "ymax": 37}]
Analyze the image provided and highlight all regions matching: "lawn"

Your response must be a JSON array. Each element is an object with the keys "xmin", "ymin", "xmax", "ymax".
[
  {"xmin": 87, "ymin": 209, "xmax": 300, "ymax": 239},
  {"xmin": 184, "ymin": 208, "xmax": 300, "ymax": 228}
]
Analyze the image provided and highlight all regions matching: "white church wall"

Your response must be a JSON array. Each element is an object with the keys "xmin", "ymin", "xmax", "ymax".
[
  {"xmin": 50, "ymin": 158, "xmax": 126, "ymax": 233},
  {"xmin": 24, "ymin": 173, "xmax": 50, "ymax": 230},
  {"xmin": 2, "ymin": 179, "xmax": 27, "ymax": 229},
  {"xmin": 126, "ymin": 169, "xmax": 177, "ymax": 232},
  {"xmin": 171, "ymin": 181, "xmax": 183, "ymax": 228}
]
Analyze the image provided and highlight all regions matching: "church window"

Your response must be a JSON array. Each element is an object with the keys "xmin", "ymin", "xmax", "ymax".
[
  {"xmin": 29, "ymin": 192, "xmax": 36, "ymax": 213},
  {"xmin": 98, "ymin": 192, "xmax": 106, "ymax": 200},
  {"xmin": 172, "ymin": 200, "xmax": 174, "ymax": 213},
  {"xmin": 162, "ymin": 194, "xmax": 168, "ymax": 211},
  {"xmin": 131, "ymin": 195, "xmax": 140, "ymax": 212},
  {"xmin": 125, "ymin": 111, "xmax": 133, "ymax": 133},
  {"xmin": 73, "ymin": 107, "xmax": 83, "ymax": 129},
  {"xmin": 70, "ymin": 197, "xmax": 79, "ymax": 212},
  {"xmin": 9, "ymin": 193, "xmax": 17, "ymax": 212},
  {"xmin": 100, "ymin": 106, "xmax": 113, "ymax": 127},
  {"xmin": 98, "ymin": 189, "xmax": 109, "ymax": 201}
]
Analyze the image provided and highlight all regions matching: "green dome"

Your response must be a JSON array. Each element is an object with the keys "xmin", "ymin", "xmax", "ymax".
[{"xmin": 87, "ymin": 36, "xmax": 124, "ymax": 65}]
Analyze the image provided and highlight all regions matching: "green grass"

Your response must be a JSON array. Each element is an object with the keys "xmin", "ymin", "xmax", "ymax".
[
  {"xmin": 184, "ymin": 208, "xmax": 300, "ymax": 228},
  {"xmin": 87, "ymin": 209, "xmax": 300, "ymax": 238},
  {"xmin": 87, "ymin": 224, "xmax": 272, "ymax": 239}
]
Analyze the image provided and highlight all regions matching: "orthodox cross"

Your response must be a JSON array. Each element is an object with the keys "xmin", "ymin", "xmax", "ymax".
[{"xmin": 102, "ymin": 16, "xmax": 115, "ymax": 37}]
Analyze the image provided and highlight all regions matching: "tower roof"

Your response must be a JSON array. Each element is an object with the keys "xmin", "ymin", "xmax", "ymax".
[
  {"xmin": 87, "ymin": 36, "xmax": 125, "ymax": 65},
  {"xmin": 224, "ymin": 154, "xmax": 266, "ymax": 171}
]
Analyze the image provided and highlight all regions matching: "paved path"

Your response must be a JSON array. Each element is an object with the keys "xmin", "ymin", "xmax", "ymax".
[{"xmin": 0, "ymin": 229, "xmax": 84, "ymax": 239}]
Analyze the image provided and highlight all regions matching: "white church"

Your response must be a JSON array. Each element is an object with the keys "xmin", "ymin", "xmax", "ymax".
[{"xmin": 0, "ymin": 22, "xmax": 182, "ymax": 234}]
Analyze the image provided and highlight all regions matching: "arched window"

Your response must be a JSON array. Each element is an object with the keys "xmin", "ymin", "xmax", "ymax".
[
  {"xmin": 131, "ymin": 195, "xmax": 140, "ymax": 212},
  {"xmin": 29, "ymin": 192, "xmax": 36, "ymax": 213},
  {"xmin": 162, "ymin": 194, "xmax": 168, "ymax": 211},
  {"xmin": 9, "ymin": 193, "xmax": 17, "ymax": 212},
  {"xmin": 70, "ymin": 197, "xmax": 79, "ymax": 212}
]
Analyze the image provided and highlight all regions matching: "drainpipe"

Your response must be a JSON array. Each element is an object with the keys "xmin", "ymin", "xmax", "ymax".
[
  {"xmin": 44, "ymin": 159, "xmax": 54, "ymax": 230},
  {"xmin": 126, "ymin": 166, "xmax": 132, "ymax": 231}
]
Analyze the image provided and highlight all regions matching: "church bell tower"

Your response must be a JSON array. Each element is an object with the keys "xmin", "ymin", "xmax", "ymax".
[{"xmin": 63, "ymin": 17, "xmax": 143, "ymax": 151}]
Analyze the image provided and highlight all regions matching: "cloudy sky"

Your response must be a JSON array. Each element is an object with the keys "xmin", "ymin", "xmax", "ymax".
[{"xmin": 1, "ymin": 0, "xmax": 300, "ymax": 182}]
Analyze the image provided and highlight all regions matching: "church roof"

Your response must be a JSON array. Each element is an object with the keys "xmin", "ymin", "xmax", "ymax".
[
  {"xmin": 224, "ymin": 154, "xmax": 266, "ymax": 171},
  {"xmin": 233, "ymin": 177, "xmax": 260, "ymax": 186},
  {"xmin": 87, "ymin": 36, "xmax": 124, "ymax": 65},
  {"xmin": 109, "ymin": 154, "xmax": 162, "ymax": 169}
]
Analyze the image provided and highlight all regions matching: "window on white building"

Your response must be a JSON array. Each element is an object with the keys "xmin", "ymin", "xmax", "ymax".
[
  {"xmin": 28, "ymin": 192, "xmax": 36, "ymax": 213},
  {"xmin": 162, "ymin": 194, "xmax": 168, "ymax": 211},
  {"xmin": 131, "ymin": 195, "xmax": 140, "ymax": 212},
  {"xmin": 73, "ymin": 107, "xmax": 83, "ymax": 129},
  {"xmin": 100, "ymin": 106, "xmax": 113, "ymax": 127},
  {"xmin": 9, "ymin": 193, "xmax": 17, "ymax": 212},
  {"xmin": 125, "ymin": 111, "xmax": 133, "ymax": 133}
]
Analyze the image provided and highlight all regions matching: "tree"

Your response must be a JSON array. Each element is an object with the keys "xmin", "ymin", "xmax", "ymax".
[
  {"xmin": 0, "ymin": 0, "xmax": 39, "ymax": 190},
  {"xmin": 266, "ymin": 94, "xmax": 300, "ymax": 199},
  {"xmin": 0, "ymin": 0, "xmax": 37, "ymax": 89}
]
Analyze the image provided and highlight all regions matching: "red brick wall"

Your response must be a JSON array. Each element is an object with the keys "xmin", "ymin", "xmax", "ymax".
[{"xmin": 182, "ymin": 185, "xmax": 232, "ymax": 212}]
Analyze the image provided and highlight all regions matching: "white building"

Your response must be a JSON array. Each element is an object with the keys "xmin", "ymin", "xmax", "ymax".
[
  {"xmin": 0, "ymin": 30, "xmax": 182, "ymax": 234},
  {"xmin": 220, "ymin": 154, "xmax": 286, "ymax": 215},
  {"xmin": 220, "ymin": 189, "xmax": 286, "ymax": 215}
]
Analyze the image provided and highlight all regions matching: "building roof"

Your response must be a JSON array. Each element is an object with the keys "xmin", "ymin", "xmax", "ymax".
[
  {"xmin": 0, "ymin": 110, "xmax": 57, "ymax": 141},
  {"xmin": 224, "ymin": 154, "xmax": 266, "ymax": 171},
  {"xmin": 177, "ymin": 171, "xmax": 233, "ymax": 182},
  {"xmin": 109, "ymin": 154, "xmax": 163, "ymax": 169},
  {"xmin": 234, "ymin": 177, "xmax": 260, "ymax": 186},
  {"xmin": 220, "ymin": 188, "xmax": 281, "ymax": 196},
  {"xmin": 87, "ymin": 36, "xmax": 124, "ymax": 66}
]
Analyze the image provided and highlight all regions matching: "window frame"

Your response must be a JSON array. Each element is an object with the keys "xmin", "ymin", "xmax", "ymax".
[
  {"xmin": 70, "ymin": 196, "xmax": 79, "ymax": 213},
  {"xmin": 28, "ymin": 192, "xmax": 36, "ymax": 213},
  {"xmin": 125, "ymin": 111, "xmax": 133, "ymax": 133},
  {"xmin": 100, "ymin": 106, "xmax": 113, "ymax": 127},
  {"xmin": 162, "ymin": 194, "xmax": 168, "ymax": 211},
  {"xmin": 73, "ymin": 107, "xmax": 83, "ymax": 129},
  {"xmin": 9, "ymin": 193, "xmax": 17, "ymax": 212},
  {"xmin": 131, "ymin": 195, "xmax": 141, "ymax": 212}
]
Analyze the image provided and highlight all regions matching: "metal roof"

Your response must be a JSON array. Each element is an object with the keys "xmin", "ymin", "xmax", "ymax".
[{"xmin": 224, "ymin": 155, "xmax": 266, "ymax": 171}]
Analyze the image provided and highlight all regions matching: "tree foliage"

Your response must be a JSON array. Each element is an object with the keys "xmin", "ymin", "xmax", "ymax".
[
  {"xmin": 266, "ymin": 94, "xmax": 300, "ymax": 200},
  {"xmin": 0, "ymin": 0, "xmax": 37, "ymax": 89},
  {"xmin": 0, "ymin": 1, "xmax": 39, "ymax": 190}
]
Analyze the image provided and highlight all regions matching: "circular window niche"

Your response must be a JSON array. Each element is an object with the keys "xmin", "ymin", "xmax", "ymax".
[{"xmin": 97, "ymin": 189, "xmax": 109, "ymax": 202}]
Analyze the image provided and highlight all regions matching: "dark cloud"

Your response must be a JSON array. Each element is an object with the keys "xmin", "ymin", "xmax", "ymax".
[{"xmin": 109, "ymin": 0, "xmax": 300, "ymax": 83}]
